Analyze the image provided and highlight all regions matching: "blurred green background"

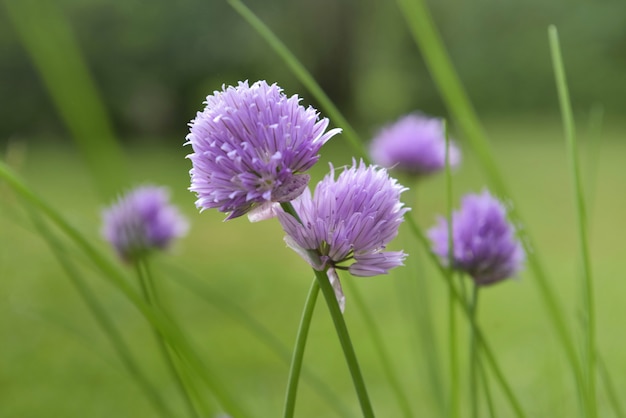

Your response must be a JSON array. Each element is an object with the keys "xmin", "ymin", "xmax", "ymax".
[{"xmin": 1, "ymin": 0, "xmax": 626, "ymax": 417}]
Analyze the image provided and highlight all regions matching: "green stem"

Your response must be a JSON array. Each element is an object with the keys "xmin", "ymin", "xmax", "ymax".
[
  {"xmin": 346, "ymin": 281, "xmax": 413, "ymax": 418},
  {"xmin": 314, "ymin": 269, "xmax": 375, "ymax": 418},
  {"xmin": 160, "ymin": 262, "xmax": 352, "ymax": 417},
  {"xmin": 135, "ymin": 259, "xmax": 201, "ymax": 418},
  {"xmin": 548, "ymin": 25, "xmax": 596, "ymax": 418},
  {"xmin": 469, "ymin": 285, "xmax": 480, "ymax": 418},
  {"xmin": 283, "ymin": 279, "xmax": 320, "ymax": 418},
  {"xmin": 444, "ymin": 119, "xmax": 460, "ymax": 418},
  {"xmin": 479, "ymin": 354, "xmax": 496, "ymax": 418}
]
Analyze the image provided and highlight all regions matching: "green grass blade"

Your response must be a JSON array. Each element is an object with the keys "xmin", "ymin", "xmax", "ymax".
[
  {"xmin": 3, "ymin": 0, "xmax": 127, "ymax": 198},
  {"xmin": 227, "ymin": 0, "xmax": 369, "ymax": 161},
  {"xmin": 0, "ymin": 161, "xmax": 250, "ymax": 418},
  {"xmin": 548, "ymin": 25, "xmax": 597, "ymax": 418},
  {"xmin": 135, "ymin": 259, "xmax": 202, "ymax": 418},
  {"xmin": 444, "ymin": 119, "xmax": 460, "ymax": 418},
  {"xmin": 396, "ymin": 0, "xmax": 585, "ymax": 397},
  {"xmin": 29, "ymin": 213, "xmax": 174, "ymax": 418}
]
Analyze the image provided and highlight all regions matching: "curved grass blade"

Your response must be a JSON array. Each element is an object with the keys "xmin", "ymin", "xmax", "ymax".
[
  {"xmin": 28, "ymin": 212, "xmax": 174, "ymax": 418},
  {"xmin": 549, "ymin": 25, "xmax": 597, "ymax": 418},
  {"xmin": 3, "ymin": 0, "xmax": 127, "ymax": 198},
  {"xmin": 227, "ymin": 0, "xmax": 369, "ymax": 161},
  {"xmin": 0, "ymin": 161, "xmax": 250, "ymax": 418}
]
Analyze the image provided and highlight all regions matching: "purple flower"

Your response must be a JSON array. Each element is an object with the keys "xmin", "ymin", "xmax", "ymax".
[
  {"xmin": 102, "ymin": 186, "xmax": 189, "ymax": 262},
  {"xmin": 428, "ymin": 190, "xmax": 524, "ymax": 286},
  {"xmin": 369, "ymin": 113, "xmax": 461, "ymax": 176},
  {"xmin": 186, "ymin": 80, "xmax": 341, "ymax": 220},
  {"xmin": 278, "ymin": 161, "xmax": 409, "ymax": 310}
]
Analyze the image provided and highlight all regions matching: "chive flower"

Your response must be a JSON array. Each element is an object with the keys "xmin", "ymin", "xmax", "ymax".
[
  {"xmin": 186, "ymin": 80, "xmax": 341, "ymax": 220},
  {"xmin": 428, "ymin": 190, "xmax": 524, "ymax": 285},
  {"xmin": 101, "ymin": 186, "xmax": 188, "ymax": 262},
  {"xmin": 278, "ymin": 161, "xmax": 409, "ymax": 310},
  {"xmin": 369, "ymin": 113, "xmax": 460, "ymax": 176}
]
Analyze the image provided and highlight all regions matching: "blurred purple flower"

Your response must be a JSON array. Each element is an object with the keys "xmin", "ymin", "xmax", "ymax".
[
  {"xmin": 369, "ymin": 113, "xmax": 461, "ymax": 176},
  {"xmin": 428, "ymin": 190, "xmax": 524, "ymax": 286},
  {"xmin": 278, "ymin": 160, "xmax": 409, "ymax": 310},
  {"xmin": 186, "ymin": 80, "xmax": 341, "ymax": 221},
  {"xmin": 102, "ymin": 186, "xmax": 188, "ymax": 262}
]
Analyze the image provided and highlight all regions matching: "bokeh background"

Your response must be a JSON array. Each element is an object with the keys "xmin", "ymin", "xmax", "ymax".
[{"xmin": 1, "ymin": 0, "xmax": 626, "ymax": 417}]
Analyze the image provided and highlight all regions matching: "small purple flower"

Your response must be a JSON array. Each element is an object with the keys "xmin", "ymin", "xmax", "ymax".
[
  {"xmin": 186, "ymin": 80, "xmax": 341, "ymax": 220},
  {"xmin": 369, "ymin": 113, "xmax": 461, "ymax": 176},
  {"xmin": 428, "ymin": 190, "xmax": 524, "ymax": 286},
  {"xmin": 102, "ymin": 186, "xmax": 189, "ymax": 262},
  {"xmin": 278, "ymin": 161, "xmax": 409, "ymax": 310}
]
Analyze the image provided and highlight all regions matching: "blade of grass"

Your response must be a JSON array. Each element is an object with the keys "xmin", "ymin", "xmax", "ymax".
[
  {"xmin": 3, "ymin": 0, "xmax": 127, "ymax": 198},
  {"xmin": 549, "ymin": 25, "xmax": 597, "ymax": 418},
  {"xmin": 0, "ymin": 161, "xmax": 249, "ymax": 418},
  {"xmin": 227, "ymin": 0, "xmax": 368, "ymax": 161},
  {"xmin": 396, "ymin": 0, "xmax": 584, "ymax": 399},
  {"xmin": 28, "ymin": 212, "xmax": 174, "ymax": 418},
  {"xmin": 444, "ymin": 119, "xmax": 460, "ymax": 418},
  {"xmin": 135, "ymin": 259, "xmax": 202, "ymax": 418}
]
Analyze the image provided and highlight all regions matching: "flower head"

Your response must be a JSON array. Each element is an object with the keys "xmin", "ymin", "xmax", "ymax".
[
  {"xmin": 102, "ymin": 186, "xmax": 188, "ymax": 262},
  {"xmin": 369, "ymin": 113, "xmax": 461, "ymax": 176},
  {"xmin": 428, "ymin": 190, "xmax": 524, "ymax": 285},
  {"xmin": 186, "ymin": 80, "xmax": 341, "ymax": 220},
  {"xmin": 278, "ymin": 161, "xmax": 408, "ymax": 308}
]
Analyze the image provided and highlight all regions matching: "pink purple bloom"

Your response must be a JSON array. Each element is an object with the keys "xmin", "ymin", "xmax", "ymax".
[
  {"xmin": 278, "ymin": 161, "xmax": 409, "ymax": 309},
  {"xmin": 102, "ymin": 186, "xmax": 188, "ymax": 262},
  {"xmin": 186, "ymin": 80, "xmax": 341, "ymax": 220},
  {"xmin": 369, "ymin": 113, "xmax": 461, "ymax": 176},
  {"xmin": 428, "ymin": 190, "xmax": 524, "ymax": 285}
]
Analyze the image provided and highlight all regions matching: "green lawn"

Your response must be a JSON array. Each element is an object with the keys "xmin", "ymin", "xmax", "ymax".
[{"xmin": 1, "ymin": 117, "xmax": 625, "ymax": 417}]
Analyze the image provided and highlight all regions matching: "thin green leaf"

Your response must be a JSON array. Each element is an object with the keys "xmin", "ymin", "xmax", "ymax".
[{"xmin": 549, "ymin": 25, "xmax": 597, "ymax": 418}]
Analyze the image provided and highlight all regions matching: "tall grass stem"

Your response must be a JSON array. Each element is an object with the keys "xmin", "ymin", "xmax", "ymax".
[
  {"xmin": 0, "ymin": 162, "xmax": 250, "ymax": 418},
  {"xmin": 135, "ymin": 259, "xmax": 202, "ymax": 418},
  {"xmin": 549, "ymin": 25, "xmax": 597, "ymax": 418},
  {"xmin": 29, "ymin": 213, "xmax": 174, "ymax": 418}
]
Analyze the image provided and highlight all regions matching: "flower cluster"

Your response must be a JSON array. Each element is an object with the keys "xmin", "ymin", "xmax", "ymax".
[
  {"xmin": 278, "ymin": 161, "xmax": 409, "ymax": 309},
  {"xmin": 186, "ymin": 80, "xmax": 340, "ymax": 220},
  {"xmin": 428, "ymin": 190, "xmax": 524, "ymax": 285},
  {"xmin": 370, "ymin": 113, "xmax": 460, "ymax": 176},
  {"xmin": 101, "ymin": 186, "xmax": 188, "ymax": 262}
]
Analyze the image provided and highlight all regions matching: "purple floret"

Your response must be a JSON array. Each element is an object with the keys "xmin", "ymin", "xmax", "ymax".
[
  {"xmin": 278, "ymin": 160, "xmax": 409, "ymax": 277},
  {"xmin": 102, "ymin": 186, "xmax": 188, "ymax": 262},
  {"xmin": 370, "ymin": 113, "xmax": 461, "ymax": 176},
  {"xmin": 186, "ymin": 80, "xmax": 341, "ymax": 220},
  {"xmin": 428, "ymin": 190, "xmax": 525, "ymax": 285}
]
